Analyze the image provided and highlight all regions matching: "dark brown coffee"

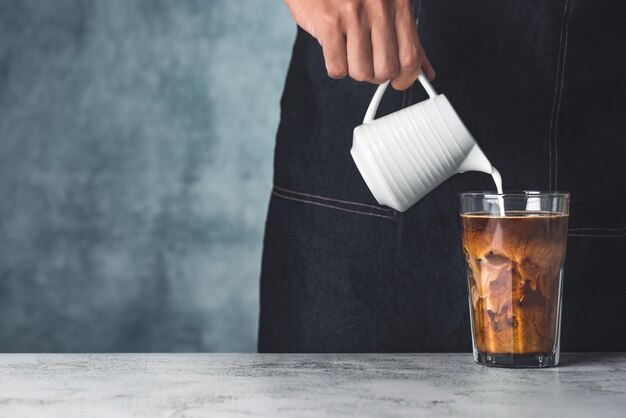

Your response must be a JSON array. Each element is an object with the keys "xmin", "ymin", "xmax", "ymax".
[{"xmin": 461, "ymin": 211, "xmax": 568, "ymax": 355}]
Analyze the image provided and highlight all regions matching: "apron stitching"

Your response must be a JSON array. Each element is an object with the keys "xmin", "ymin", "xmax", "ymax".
[
  {"xmin": 273, "ymin": 185, "xmax": 392, "ymax": 212},
  {"xmin": 548, "ymin": 0, "xmax": 571, "ymax": 190},
  {"xmin": 547, "ymin": 0, "xmax": 567, "ymax": 189},
  {"xmin": 569, "ymin": 227, "xmax": 624, "ymax": 231},
  {"xmin": 272, "ymin": 191, "xmax": 395, "ymax": 219},
  {"xmin": 568, "ymin": 234, "xmax": 624, "ymax": 238},
  {"xmin": 553, "ymin": 0, "xmax": 574, "ymax": 190},
  {"xmin": 568, "ymin": 226, "xmax": 625, "ymax": 238}
]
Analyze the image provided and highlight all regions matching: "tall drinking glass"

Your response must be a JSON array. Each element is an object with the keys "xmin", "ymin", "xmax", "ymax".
[{"xmin": 460, "ymin": 191, "xmax": 569, "ymax": 368}]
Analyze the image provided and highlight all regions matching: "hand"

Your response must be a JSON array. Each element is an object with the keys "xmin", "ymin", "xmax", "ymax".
[{"xmin": 284, "ymin": 0, "xmax": 435, "ymax": 90}]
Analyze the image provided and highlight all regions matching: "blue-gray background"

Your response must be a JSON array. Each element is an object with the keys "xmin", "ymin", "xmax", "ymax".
[{"xmin": 0, "ymin": 0, "xmax": 295, "ymax": 352}]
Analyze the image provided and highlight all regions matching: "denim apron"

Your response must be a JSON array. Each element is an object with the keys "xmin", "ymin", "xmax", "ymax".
[{"xmin": 259, "ymin": 0, "xmax": 626, "ymax": 352}]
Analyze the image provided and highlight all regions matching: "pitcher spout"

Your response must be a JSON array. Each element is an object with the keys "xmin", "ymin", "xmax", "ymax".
[{"xmin": 457, "ymin": 144, "xmax": 493, "ymax": 175}]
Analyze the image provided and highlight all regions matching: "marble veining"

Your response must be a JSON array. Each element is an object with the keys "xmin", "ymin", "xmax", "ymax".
[{"xmin": 0, "ymin": 353, "xmax": 624, "ymax": 417}]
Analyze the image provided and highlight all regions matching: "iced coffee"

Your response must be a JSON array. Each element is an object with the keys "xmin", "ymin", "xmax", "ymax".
[{"xmin": 460, "ymin": 192, "xmax": 569, "ymax": 368}]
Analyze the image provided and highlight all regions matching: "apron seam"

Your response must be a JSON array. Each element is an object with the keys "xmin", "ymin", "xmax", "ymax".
[
  {"xmin": 548, "ymin": 0, "xmax": 574, "ymax": 190},
  {"xmin": 568, "ymin": 234, "xmax": 624, "ymax": 238},
  {"xmin": 568, "ymin": 227, "xmax": 625, "ymax": 238},
  {"xmin": 553, "ymin": 0, "xmax": 574, "ymax": 189},
  {"xmin": 273, "ymin": 184, "xmax": 393, "ymax": 212},
  {"xmin": 272, "ymin": 190, "xmax": 396, "ymax": 219},
  {"xmin": 569, "ymin": 227, "xmax": 624, "ymax": 231}
]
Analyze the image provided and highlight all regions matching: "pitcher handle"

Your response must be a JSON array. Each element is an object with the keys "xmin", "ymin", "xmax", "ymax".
[{"xmin": 363, "ymin": 70, "xmax": 438, "ymax": 124}]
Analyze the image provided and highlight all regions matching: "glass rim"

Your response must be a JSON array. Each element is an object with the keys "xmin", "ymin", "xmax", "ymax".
[{"xmin": 460, "ymin": 190, "xmax": 570, "ymax": 198}]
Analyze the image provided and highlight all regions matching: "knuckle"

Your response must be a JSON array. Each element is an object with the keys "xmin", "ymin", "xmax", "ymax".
[
  {"xmin": 328, "ymin": 71, "xmax": 347, "ymax": 79},
  {"xmin": 391, "ymin": 79, "xmax": 411, "ymax": 91},
  {"xmin": 378, "ymin": 62, "xmax": 400, "ymax": 79},
  {"xmin": 342, "ymin": 0, "xmax": 362, "ymax": 17},
  {"xmin": 351, "ymin": 68, "xmax": 373, "ymax": 82},
  {"xmin": 372, "ymin": 0, "xmax": 391, "ymax": 17},
  {"xmin": 327, "ymin": 64, "xmax": 348, "ymax": 79},
  {"xmin": 400, "ymin": 46, "xmax": 420, "ymax": 70},
  {"xmin": 394, "ymin": 0, "xmax": 412, "ymax": 13},
  {"xmin": 321, "ymin": 11, "xmax": 341, "ymax": 30}
]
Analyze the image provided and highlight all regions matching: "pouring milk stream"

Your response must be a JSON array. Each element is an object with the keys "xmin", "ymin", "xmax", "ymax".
[{"xmin": 351, "ymin": 71, "xmax": 505, "ymax": 215}]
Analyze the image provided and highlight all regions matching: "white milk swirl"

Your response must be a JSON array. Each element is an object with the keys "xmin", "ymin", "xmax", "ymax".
[{"xmin": 490, "ymin": 167, "xmax": 505, "ymax": 216}]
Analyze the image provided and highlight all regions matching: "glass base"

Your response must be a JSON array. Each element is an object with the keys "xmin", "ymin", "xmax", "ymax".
[{"xmin": 474, "ymin": 349, "xmax": 559, "ymax": 368}]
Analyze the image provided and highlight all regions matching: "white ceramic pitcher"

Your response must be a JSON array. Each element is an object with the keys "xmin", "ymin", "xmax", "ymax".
[{"xmin": 351, "ymin": 72, "xmax": 495, "ymax": 212}]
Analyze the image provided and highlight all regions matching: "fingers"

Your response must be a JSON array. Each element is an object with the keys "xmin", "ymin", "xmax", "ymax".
[
  {"xmin": 419, "ymin": 46, "xmax": 436, "ymax": 81},
  {"xmin": 315, "ymin": 0, "xmax": 435, "ymax": 88},
  {"xmin": 321, "ymin": 30, "xmax": 348, "ymax": 79},
  {"xmin": 391, "ymin": 11, "xmax": 424, "ymax": 90},
  {"xmin": 346, "ymin": 15, "xmax": 374, "ymax": 82},
  {"xmin": 370, "ymin": 3, "xmax": 399, "ymax": 83}
]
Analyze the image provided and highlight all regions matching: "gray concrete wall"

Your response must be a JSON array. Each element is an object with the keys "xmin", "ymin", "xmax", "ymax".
[{"xmin": 0, "ymin": 0, "xmax": 295, "ymax": 351}]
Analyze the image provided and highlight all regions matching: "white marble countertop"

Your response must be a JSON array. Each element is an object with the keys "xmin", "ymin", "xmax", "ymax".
[{"xmin": 0, "ymin": 353, "xmax": 624, "ymax": 418}]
